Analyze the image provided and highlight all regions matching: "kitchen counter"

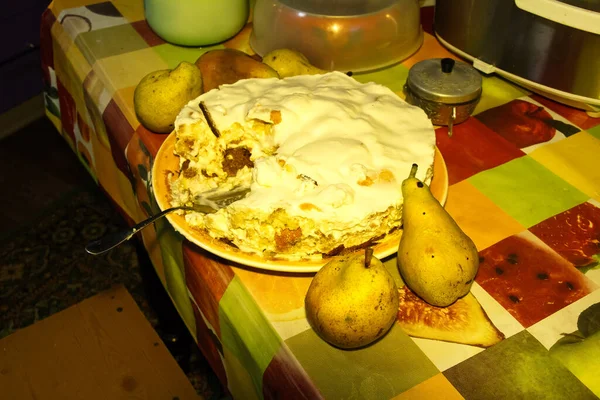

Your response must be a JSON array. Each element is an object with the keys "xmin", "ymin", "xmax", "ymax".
[{"xmin": 41, "ymin": 1, "xmax": 600, "ymax": 398}]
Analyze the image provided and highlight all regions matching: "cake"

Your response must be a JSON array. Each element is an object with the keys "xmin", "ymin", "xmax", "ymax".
[{"xmin": 168, "ymin": 71, "xmax": 436, "ymax": 260}]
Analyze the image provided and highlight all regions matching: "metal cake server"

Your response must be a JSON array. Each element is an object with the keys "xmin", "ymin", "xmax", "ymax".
[{"xmin": 85, "ymin": 186, "xmax": 250, "ymax": 255}]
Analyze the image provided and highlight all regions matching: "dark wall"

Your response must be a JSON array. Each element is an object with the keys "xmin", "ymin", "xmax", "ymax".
[{"xmin": 0, "ymin": 0, "xmax": 53, "ymax": 114}]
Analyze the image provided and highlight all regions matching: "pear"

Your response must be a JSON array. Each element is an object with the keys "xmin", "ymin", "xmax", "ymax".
[
  {"xmin": 195, "ymin": 48, "xmax": 279, "ymax": 92},
  {"xmin": 548, "ymin": 303, "xmax": 600, "ymax": 396},
  {"xmin": 134, "ymin": 61, "xmax": 202, "ymax": 133},
  {"xmin": 305, "ymin": 249, "xmax": 399, "ymax": 349},
  {"xmin": 262, "ymin": 48, "xmax": 327, "ymax": 78},
  {"xmin": 549, "ymin": 330, "xmax": 600, "ymax": 396},
  {"xmin": 397, "ymin": 163, "xmax": 479, "ymax": 307}
]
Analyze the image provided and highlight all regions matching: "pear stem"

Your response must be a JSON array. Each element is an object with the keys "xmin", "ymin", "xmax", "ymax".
[
  {"xmin": 364, "ymin": 248, "xmax": 373, "ymax": 268},
  {"xmin": 409, "ymin": 163, "xmax": 418, "ymax": 179}
]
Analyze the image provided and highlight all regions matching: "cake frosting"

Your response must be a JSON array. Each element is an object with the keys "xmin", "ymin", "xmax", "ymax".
[{"xmin": 169, "ymin": 71, "xmax": 436, "ymax": 260}]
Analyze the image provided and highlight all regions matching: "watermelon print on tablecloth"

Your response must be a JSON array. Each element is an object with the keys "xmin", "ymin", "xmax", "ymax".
[
  {"xmin": 475, "ymin": 99, "xmax": 563, "ymax": 149},
  {"xmin": 529, "ymin": 201, "xmax": 600, "ymax": 271},
  {"xmin": 434, "ymin": 117, "xmax": 524, "ymax": 186},
  {"xmin": 531, "ymin": 94, "xmax": 600, "ymax": 132},
  {"xmin": 476, "ymin": 231, "xmax": 597, "ymax": 328}
]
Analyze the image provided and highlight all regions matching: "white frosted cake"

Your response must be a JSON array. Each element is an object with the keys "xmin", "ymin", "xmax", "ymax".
[{"xmin": 168, "ymin": 71, "xmax": 435, "ymax": 260}]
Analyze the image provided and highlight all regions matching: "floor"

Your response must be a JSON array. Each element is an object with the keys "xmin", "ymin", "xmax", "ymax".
[
  {"xmin": 1, "ymin": 285, "xmax": 200, "ymax": 399},
  {"xmin": 0, "ymin": 115, "xmax": 222, "ymax": 397},
  {"xmin": 0, "ymin": 116, "xmax": 92, "ymax": 232}
]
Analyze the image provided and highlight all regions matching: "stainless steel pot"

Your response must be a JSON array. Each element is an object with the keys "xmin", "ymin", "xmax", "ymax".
[{"xmin": 434, "ymin": 0, "xmax": 600, "ymax": 111}]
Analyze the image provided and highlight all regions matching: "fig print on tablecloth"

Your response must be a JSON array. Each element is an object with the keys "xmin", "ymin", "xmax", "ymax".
[
  {"xmin": 397, "ymin": 284, "xmax": 505, "ymax": 347},
  {"xmin": 476, "ymin": 231, "xmax": 597, "ymax": 328},
  {"xmin": 476, "ymin": 99, "xmax": 558, "ymax": 149},
  {"xmin": 549, "ymin": 302, "xmax": 600, "ymax": 396},
  {"xmin": 529, "ymin": 201, "xmax": 600, "ymax": 272}
]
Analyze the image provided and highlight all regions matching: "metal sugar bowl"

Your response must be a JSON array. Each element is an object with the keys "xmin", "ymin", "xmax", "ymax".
[{"xmin": 404, "ymin": 58, "xmax": 482, "ymax": 136}]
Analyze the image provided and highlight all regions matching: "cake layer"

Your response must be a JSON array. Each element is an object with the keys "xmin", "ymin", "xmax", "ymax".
[{"xmin": 169, "ymin": 72, "xmax": 436, "ymax": 259}]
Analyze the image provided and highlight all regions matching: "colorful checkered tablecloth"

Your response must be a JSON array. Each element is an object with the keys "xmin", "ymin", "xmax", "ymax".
[{"xmin": 42, "ymin": 1, "xmax": 600, "ymax": 398}]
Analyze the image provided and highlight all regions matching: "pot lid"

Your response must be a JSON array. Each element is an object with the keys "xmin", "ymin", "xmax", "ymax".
[
  {"xmin": 406, "ymin": 58, "xmax": 482, "ymax": 104},
  {"xmin": 279, "ymin": 0, "xmax": 397, "ymax": 15}
]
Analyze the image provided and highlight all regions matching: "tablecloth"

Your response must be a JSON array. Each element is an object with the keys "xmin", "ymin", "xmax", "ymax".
[{"xmin": 41, "ymin": 1, "xmax": 600, "ymax": 398}]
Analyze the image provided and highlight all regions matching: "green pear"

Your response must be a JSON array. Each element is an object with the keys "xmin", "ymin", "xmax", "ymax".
[
  {"xmin": 305, "ymin": 249, "xmax": 399, "ymax": 349},
  {"xmin": 397, "ymin": 163, "xmax": 479, "ymax": 307},
  {"xmin": 262, "ymin": 48, "xmax": 327, "ymax": 78},
  {"xmin": 134, "ymin": 61, "xmax": 202, "ymax": 133},
  {"xmin": 549, "ymin": 303, "xmax": 600, "ymax": 396}
]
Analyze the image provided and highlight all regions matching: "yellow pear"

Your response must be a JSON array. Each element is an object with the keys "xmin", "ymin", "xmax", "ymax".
[
  {"xmin": 397, "ymin": 164, "xmax": 479, "ymax": 307},
  {"xmin": 134, "ymin": 61, "xmax": 202, "ymax": 133},
  {"xmin": 262, "ymin": 48, "xmax": 327, "ymax": 78},
  {"xmin": 305, "ymin": 249, "xmax": 399, "ymax": 349}
]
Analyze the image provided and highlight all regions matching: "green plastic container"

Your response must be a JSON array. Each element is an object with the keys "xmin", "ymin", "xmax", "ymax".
[{"xmin": 145, "ymin": 0, "xmax": 249, "ymax": 46}]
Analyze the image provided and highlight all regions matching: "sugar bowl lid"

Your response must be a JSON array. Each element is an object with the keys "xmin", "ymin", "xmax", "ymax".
[{"xmin": 406, "ymin": 58, "xmax": 482, "ymax": 104}]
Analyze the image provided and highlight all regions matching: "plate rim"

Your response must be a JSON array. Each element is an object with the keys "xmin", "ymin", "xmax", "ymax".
[{"xmin": 151, "ymin": 131, "xmax": 449, "ymax": 273}]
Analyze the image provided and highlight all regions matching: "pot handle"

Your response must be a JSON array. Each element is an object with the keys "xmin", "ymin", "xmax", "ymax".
[{"xmin": 515, "ymin": 0, "xmax": 600, "ymax": 35}]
